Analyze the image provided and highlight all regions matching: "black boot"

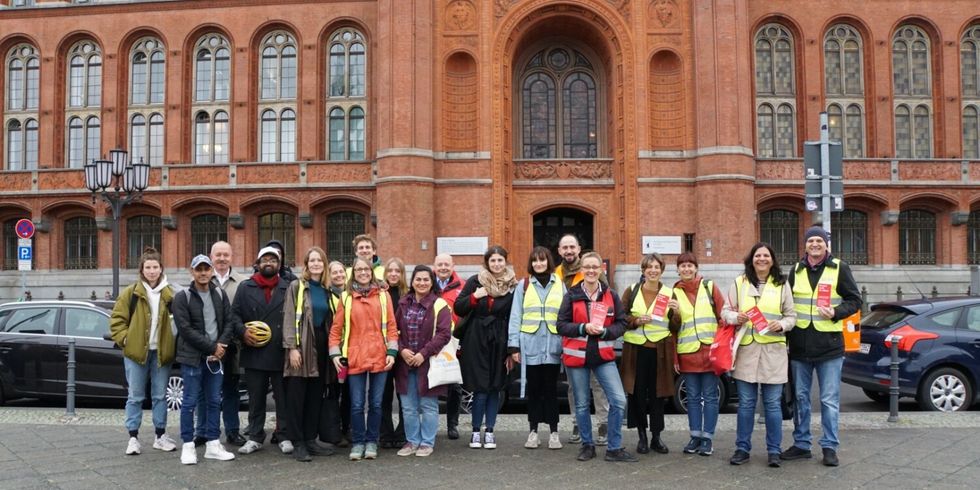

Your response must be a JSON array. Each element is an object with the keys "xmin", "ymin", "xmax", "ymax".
[
  {"xmin": 636, "ymin": 429, "xmax": 649, "ymax": 454},
  {"xmin": 651, "ymin": 432, "xmax": 669, "ymax": 454},
  {"xmin": 306, "ymin": 440, "xmax": 335, "ymax": 457},
  {"xmin": 292, "ymin": 442, "xmax": 312, "ymax": 462}
]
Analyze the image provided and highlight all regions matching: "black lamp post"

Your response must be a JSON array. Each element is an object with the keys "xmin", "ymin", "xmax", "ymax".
[{"xmin": 83, "ymin": 149, "xmax": 150, "ymax": 299}]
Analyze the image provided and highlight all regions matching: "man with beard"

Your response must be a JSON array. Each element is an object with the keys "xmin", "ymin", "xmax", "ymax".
[
  {"xmin": 554, "ymin": 234, "xmax": 610, "ymax": 446},
  {"xmin": 233, "ymin": 246, "xmax": 291, "ymax": 455},
  {"xmin": 434, "ymin": 253, "xmax": 465, "ymax": 439},
  {"xmin": 263, "ymin": 239, "xmax": 298, "ymax": 283}
]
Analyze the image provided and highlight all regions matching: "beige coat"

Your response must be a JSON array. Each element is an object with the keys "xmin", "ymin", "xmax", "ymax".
[
  {"xmin": 282, "ymin": 279, "xmax": 324, "ymax": 378},
  {"xmin": 721, "ymin": 275, "xmax": 796, "ymax": 384}
]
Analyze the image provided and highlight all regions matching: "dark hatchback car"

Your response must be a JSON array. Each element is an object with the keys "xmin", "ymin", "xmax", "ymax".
[
  {"xmin": 0, "ymin": 300, "xmax": 244, "ymax": 411},
  {"xmin": 842, "ymin": 297, "xmax": 980, "ymax": 412}
]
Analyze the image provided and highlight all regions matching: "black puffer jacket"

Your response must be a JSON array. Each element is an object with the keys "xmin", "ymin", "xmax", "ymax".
[{"xmin": 171, "ymin": 284, "xmax": 235, "ymax": 368}]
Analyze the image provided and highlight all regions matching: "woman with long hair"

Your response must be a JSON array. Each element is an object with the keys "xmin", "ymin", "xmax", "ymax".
[
  {"xmin": 455, "ymin": 245, "xmax": 516, "ymax": 450},
  {"xmin": 329, "ymin": 256, "xmax": 398, "ymax": 461},
  {"xmin": 393, "ymin": 265, "xmax": 452, "ymax": 457},
  {"xmin": 319, "ymin": 260, "xmax": 349, "ymax": 447},
  {"xmin": 722, "ymin": 242, "xmax": 796, "ymax": 468},
  {"xmin": 507, "ymin": 246, "xmax": 565, "ymax": 449},
  {"xmin": 380, "ymin": 257, "xmax": 409, "ymax": 448},
  {"xmin": 109, "ymin": 247, "xmax": 178, "ymax": 456}
]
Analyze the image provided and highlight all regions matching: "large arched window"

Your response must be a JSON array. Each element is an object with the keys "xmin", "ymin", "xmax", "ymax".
[
  {"xmin": 962, "ymin": 25, "xmax": 980, "ymax": 159},
  {"xmin": 66, "ymin": 115, "xmax": 100, "ymax": 168},
  {"xmin": 260, "ymin": 31, "xmax": 297, "ymax": 100},
  {"xmin": 326, "ymin": 211, "xmax": 365, "ymax": 266},
  {"xmin": 759, "ymin": 209, "xmax": 799, "ymax": 266},
  {"xmin": 755, "ymin": 24, "xmax": 797, "ymax": 158},
  {"xmin": 67, "ymin": 41, "xmax": 101, "ymax": 108},
  {"xmin": 257, "ymin": 31, "xmax": 297, "ymax": 162},
  {"xmin": 893, "ymin": 26, "xmax": 932, "ymax": 158},
  {"xmin": 192, "ymin": 34, "xmax": 231, "ymax": 163},
  {"xmin": 126, "ymin": 215, "xmax": 161, "ymax": 268},
  {"xmin": 260, "ymin": 108, "xmax": 296, "ymax": 162},
  {"xmin": 6, "ymin": 44, "xmax": 39, "ymax": 111},
  {"xmin": 190, "ymin": 214, "xmax": 227, "ymax": 257},
  {"xmin": 64, "ymin": 216, "xmax": 97, "ymax": 270},
  {"xmin": 129, "ymin": 38, "xmax": 165, "ymax": 166},
  {"xmin": 6, "ymin": 119, "xmax": 37, "ymax": 170},
  {"xmin": 899, "ymin": 209, "xmax": 936, "ymax": 265},
  {"xmin": 194, "ymin": 110, "xmax": 229, "ymax": 164},
  {"xmin": 831, "ymin": 209, "xmax": 868, "ymax": 265},
  {"xmin": 824, "ymin": 25, "xmax": 865, "ymax": 157},
  {"xmin": 258, "ymin": 212, "xmax": 295, "ymax": 266},
  {"xmin": 326, "ymin": 28, "xmax": 367, "ymax": 160},
  {"xmin": 518, "ymin": 47, "xmax": 599, "ymax": 159}
]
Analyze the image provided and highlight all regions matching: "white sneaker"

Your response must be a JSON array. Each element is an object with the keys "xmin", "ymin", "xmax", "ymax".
[
  {"xmin": 125, "ymin": 437, "xmax": 141, "ymax": 455},
  {"xmin": 279, "ymin": 440, "xmax": 294, "ymax": 454},
  {"xmin": 153, "ymin": 434, "xmax": 177, "ymax": 452},
  {"xmin": 469, "ymin": 431, "xmax": 482, "ymax": 449},
  {"xmin": 180, "ymin": 442, "xmax": 198, "ymax": 465},
  {"xmin": 548, "ymin": 431, "xmax": 562, "ymax": 449},
  {"xmin": 238, "ymin": 440, "xmax": 263, "ymax": 454},
  {"xmin": 484, "ymin": 432, "xmax": 497, "ymax": 449},
  {"xmin": 204, "ymin": 440, "xmax": 236, "ymax": 461},
  {"xmin": 525, "ymin": 431, "xmax": 539, "ymax": 449}
]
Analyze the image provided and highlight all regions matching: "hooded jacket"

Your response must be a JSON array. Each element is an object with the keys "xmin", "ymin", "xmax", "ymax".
[{"xmin": 109, "ymin": 279, "xmax": 176, "ymax": 366}]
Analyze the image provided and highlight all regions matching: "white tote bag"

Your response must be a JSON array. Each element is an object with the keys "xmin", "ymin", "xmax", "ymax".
[{"xmin": 427, "ymin": 336, "xmax": 462, "ymax": 388}]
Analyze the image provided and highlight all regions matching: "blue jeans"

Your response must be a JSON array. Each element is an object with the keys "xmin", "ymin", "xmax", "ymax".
[
  {"xmin": 471, "ymin": 391, "xmax": 500, "ymax": 431},
  {"xmin": 348, "ymin": 371, "xmax": 387, "ymax": 445},
  {"xmin": 683, "ymin": 372, "xmax": 720, "ymax": 439},
  {"xmin": 735, "ymin": 380, "xmax": 783, "ymax": 454},
  {"xmin": 791, "ymin": 357, "xmax": 843, "ymax": 451},
  {"xmin": 195, "ymin": 372, "xmax": 240, "ymax": 437},
  {"xmin": 180, "ymin": 361, "xmax": 223, "ymax": 443},
  {"xmin": 401, "ymin": 369, "xmax": 439, "ymax": 447},
  {"xmin": 123, "ymin": 350, "xmax": 171, "ymax": 434},
  {"xmin": 566, "ymin": 362, "xmax": 627, "ymax": 450}
]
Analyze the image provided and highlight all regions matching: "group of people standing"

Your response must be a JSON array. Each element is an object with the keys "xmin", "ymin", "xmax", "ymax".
[{"xmin": 109, "ymin": 225, "xmax": 860, "ymax": 468}]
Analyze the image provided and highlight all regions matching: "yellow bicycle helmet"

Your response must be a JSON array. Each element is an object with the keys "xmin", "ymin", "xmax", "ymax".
[{"xmin": 244, "ymin": 321, "xmax": 272, "ymax": 347}]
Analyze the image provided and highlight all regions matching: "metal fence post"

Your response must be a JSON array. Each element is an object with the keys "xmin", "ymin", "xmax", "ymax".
[
  {"xmin": 861, "ymin": 286, "xmax": 868, "ymax": 315},
  {"xmin": 66, "ymin": 337, "xmax": 77, "ymax": 417},
  {"xmin": 896, "ymin": 286, "xmax": 903, "ymax": 302},
  {"xmin": 888, "ymin": 336, "xmax": 900, "ymax": 423}
]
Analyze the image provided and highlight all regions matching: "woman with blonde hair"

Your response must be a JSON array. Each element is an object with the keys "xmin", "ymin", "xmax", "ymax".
[{"xmin": 380, "ymin": 257, "xmax": 408, "ymax": 448}]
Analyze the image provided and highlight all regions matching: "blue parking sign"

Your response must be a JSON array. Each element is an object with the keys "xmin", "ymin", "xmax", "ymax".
[{"xmin": 18, "ymin": 246, "xmax": 31, "ymax": 260}]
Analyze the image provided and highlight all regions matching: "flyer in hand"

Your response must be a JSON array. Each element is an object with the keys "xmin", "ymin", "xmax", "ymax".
[
  {"xmin": 589, "ymin": 301, "xmax": 609, "ymax": 325},
  {"xmin": 816, "ymin": 283, "xmax": 833, "ymax": 308},
  {"xmin": 745, "ymin": 306, "xmax": 770, "ymax": 335},
  {"xmin": 650, "ymin": 285, "xmax": 672, "ymax": 321}
]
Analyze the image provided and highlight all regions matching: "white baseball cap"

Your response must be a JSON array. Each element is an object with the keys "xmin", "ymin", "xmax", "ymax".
[{"xmin": 256, "ymin": 246, "xmax": 281, "ymax": 261}]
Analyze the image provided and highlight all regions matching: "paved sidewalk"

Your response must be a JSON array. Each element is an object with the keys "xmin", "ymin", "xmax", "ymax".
[{"xmin": 1, "ymin": 409, "xmax": 978, "ymax": 489}]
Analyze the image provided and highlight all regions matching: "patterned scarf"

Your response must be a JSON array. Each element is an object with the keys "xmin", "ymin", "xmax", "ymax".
[{"xmin": 477, "ymin": 267, "xmax": 517, "ymax": 298}]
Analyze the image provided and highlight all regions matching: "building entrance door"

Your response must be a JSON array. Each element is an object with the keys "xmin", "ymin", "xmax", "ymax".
[{"xmin": 532, "ymin": 208, "xmax": 594, "ymax": 261}]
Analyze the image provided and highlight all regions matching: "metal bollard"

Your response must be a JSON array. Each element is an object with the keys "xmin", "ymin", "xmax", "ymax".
[
  {"xmin": 888, "ymin": 335, "xmax": 900, "ymax": 423},
  {"xmin": 860, "ymin": 286, "xmax": 868, "ymax": 315},
  {"xmin": 66, "ymin": 337, "xmax": 77, "ymax": 417},
  {"xmin": 931, "ymin": 286, "xmax": 938, "ymax": 298},
  {"xmin": 896, "ymin": 286, "xmax": 903, "ymax": 302}
]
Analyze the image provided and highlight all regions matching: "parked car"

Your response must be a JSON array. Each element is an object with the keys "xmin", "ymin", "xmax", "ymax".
[
  {"xmin": 842, "ymin": 296, "xmax": 980, "ymax": 412},
  {"xmin": 0, "ymin": 300, "xmax": 245, "ymax": 411}
]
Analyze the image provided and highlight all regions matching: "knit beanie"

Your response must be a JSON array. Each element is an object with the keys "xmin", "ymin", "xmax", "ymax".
[{"xmin": 803, "ymin": 226, "xmax": 830, "ymax": 244}]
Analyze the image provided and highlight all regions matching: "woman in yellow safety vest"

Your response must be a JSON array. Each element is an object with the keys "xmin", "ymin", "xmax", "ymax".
[
  {"xmin": 507, "ymin": 246, "xmax": 566, "ymax": 450},
  {"xmin": 721, "ymin": 242, "xmax": 796, "ymax": 468},
  {"xmin": 328, "ymin": 256, "xmax": 398, "ymax": 461},
  {"xmin": 619, "ymin": 253, "xmax": 679, "ymax": 456},
  {"xmin": 671, "ymin": 252, "xmax": 725, "ymax": 457}
]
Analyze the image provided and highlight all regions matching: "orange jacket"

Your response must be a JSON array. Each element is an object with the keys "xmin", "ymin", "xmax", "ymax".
[{"xmin": 328, "ymin": 287, "xmax": 399, "ymax": 375}]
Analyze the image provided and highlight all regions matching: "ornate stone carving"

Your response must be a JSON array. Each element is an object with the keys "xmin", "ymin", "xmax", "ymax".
[
  {"xmin": 606, "ymin": 0, "xmax": 631, "ymax": 20},
  {"xmin": 446, "ymin": 0, "xmax": 476, "ymax": 30},
  {"xmin": 513, "ymin": 160, "xmax": 613, "ymax": 180},
  {"xmin": 649, "ymin": 0, "xmax": 676, "ymax": 28},
  {"xmin": 494, "ymin": 0, "xmax": 516, "ymax": 18}
]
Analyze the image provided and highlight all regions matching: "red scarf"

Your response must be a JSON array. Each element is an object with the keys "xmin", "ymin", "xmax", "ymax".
[{"xmin": 251, "ymin": 272, "xmax": 279, "ymax": 303}]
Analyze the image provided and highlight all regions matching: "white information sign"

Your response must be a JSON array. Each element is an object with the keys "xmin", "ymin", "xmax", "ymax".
[
  {"xmin": 642, "ymin": 236, "xmax": 682, "ymax": 255},
  {"xmin": 437, "ymin": 237, "xmax": 489, "ymax": 256}
]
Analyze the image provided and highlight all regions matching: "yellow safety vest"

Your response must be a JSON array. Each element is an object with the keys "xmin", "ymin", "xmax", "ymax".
[
  {"xmin": 674, "ymin": 281, "xmax": 718, "ymax": 354},
  {"xmin": 339, "ymin": 290, "xmax": 389, "ymax": 358},
  {"xmin": 735, "ymin": 276, "xmax": 786, "ymax": 345},
  {"xmin": 623, "ymin": 283, "xmax": 671, "ymax": 345},
  {"xmin": 792, "ymin": 259, "xmax": 843, "ymax": 332},
  {"xmin": 519, "ymin": 276, "xmax": 562, "ymax": 335}
]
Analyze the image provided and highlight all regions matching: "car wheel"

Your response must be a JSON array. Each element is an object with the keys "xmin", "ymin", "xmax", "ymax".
[
  {"xmin": 862, "ymin": 388, "xmax": 889, "ymax": 404},
  {"xmin": 166, "ymin": 375, "xmax": 184, "ymax": 412},
  {"xmin": 917, "ymin": 367, "xmax": 973, "ymax": 412}
]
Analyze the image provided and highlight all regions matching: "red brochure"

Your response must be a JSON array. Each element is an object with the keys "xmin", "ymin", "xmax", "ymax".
[
  {"xmin": 650, "ymin": 285, "xmax": 672, "ymax": 321},
  {"xmin": 589, "ymin": 301, "xmax": 609, "ymax": 325},
  {"xmin": 745, "ymin": 306, "xmax": 770, "ymax": 334},
  {"xmin": 816, "ymin": 283, "xmax": 833, "ymax": 308}
]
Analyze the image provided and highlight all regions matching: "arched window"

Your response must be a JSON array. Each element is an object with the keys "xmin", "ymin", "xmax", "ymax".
[
  {"xmin": 259, "ymin": 108, "xmax": 296, "ymax": 162},
  {"xmin": 194, "ymin": 110, "xmax": 229, "ymax": 164},
  {"xmin": 326, "ymin": 28, "xmax": 368, "ymax": 160},
  {"xmin": 759, "ymin": 209, "xmax": 799, "ymax": 266},
  {"xmin": 130, "ymin": 38, "xmax": 165, "ymax": 105},
  {"xmin": 831, "ymin": 210, "xmax": 868, "ymax": 264},
  {"xmin": 194, "ymin": 34, "xmax": 230, "ymax": 102},
  {"xmin": 65, "ymin": 216, "xmax": 97, "ymax": 270},
  {"xmin": 257, "ymin": 31, "xmax": 297, "ymax": 162},
  {"xmin": 66, "ymin": 116, "xmax": 100, "ymax": 168},
  {"xmin": 129, "ymin": 113, "xmax": 164, "ymax": 166},
  {"xmin": 962, "ymin": 26, "xmax": 980, "ymax": 159},
  {"xmin": 126, "ymin": 215, "xmax": 161, "ymax": 268},
  {"xmin": 326, "ymin": 211, "xmax": 365, "ymax": 266},
  {"xmin": 6, "ymin": 44, "xmax": 39, "ymax": 111},
  {"xmin": 190, "ymin": 214, "xmax": 227, "ymax": 257},
  {"xmin": 6, "ymin": 119, "xmax": 37, "ymax": 170},
  {"xmin": 67, "ymin": 41, "xmax": 101, "ymax": 108},
  {"xmin": 258, "ymin": 212, "xmax": 295, "ymax": 266},
  {"xmin": 969, "ymin": 209, "xmax": 980, "ymax": 265},
  {"xmin": 755, "ymin": 24, "xmax": 797, "ymax": 157},
  {"xmin": 260, "ymin": 31, "xmax": 297, "ymax": 100},
  {"xmin": 899, "ymin": 209, "xmax": 936, "ymax": 265},
  {"xmin": 824, "ymin": 25, "xmax": 865, "ymax": 157},
  {"xmin": 893, "ymin": 26, "xmax": 932, "ymax": 158},
  {"xmin": 518, "ymin": 47, "xmax": 599, "ymax": 159}
]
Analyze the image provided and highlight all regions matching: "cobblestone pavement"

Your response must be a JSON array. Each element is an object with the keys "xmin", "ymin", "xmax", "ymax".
[{"xmin": 1, "ymin": 408, "xmax": 979, "ymax": 489}]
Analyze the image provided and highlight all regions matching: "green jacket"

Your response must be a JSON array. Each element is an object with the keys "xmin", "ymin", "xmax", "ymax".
[{"xmin": 109, "ymin": 281, "xmax": 176, "ymax": 366}]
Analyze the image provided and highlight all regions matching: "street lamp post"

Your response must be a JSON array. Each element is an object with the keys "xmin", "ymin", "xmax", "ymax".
[{"xmin": 83, "ymin": 149, "xmax": 150, "ymax": 299}]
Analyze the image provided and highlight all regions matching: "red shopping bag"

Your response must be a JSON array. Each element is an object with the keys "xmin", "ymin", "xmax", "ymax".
[{"xmin": 709, "ymin": 320, "xmax": 736, "ymax": 376}]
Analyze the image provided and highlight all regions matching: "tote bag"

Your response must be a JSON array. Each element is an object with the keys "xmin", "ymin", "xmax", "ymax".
[{"xmin": 428, "ymin": 299, "xmax": 463, "ymax": 387}]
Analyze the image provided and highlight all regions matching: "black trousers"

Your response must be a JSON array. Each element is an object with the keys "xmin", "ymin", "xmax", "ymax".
[
  {"xmin": 446, "ymin": 383, "xmax": 461, "ymax": 428},
  {"xmin": 284, "ymin": 376, "xmax": 323, "ymax": 443},
  {"xmin": 526, "ymin": 364, "xmax": 560, "ymax": 430},
  {"xmin": 319, "ymin": 382, "xmax": 345, "ymax": 443},
  {"xmin": 244, "ymin": 368, "xmax": 286, "ymax": 443},
  {"xmin": 379, "ymin": 370, "xmax": 405, "ymax": 441},
  {"xmin": 626, "ymin": 346, "xmax": 665, "ymax": 433}
]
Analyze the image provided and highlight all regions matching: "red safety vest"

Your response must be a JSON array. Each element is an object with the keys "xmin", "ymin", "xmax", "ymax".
[{"xmin": 562, "ymin": 289, "xmax": 616, "ymax": 368}]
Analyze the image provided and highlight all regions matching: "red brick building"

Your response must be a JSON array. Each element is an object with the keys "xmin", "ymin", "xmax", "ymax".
[{"xmin": 0, "ymin": 0, "xmax": 978, "ymax": 299}]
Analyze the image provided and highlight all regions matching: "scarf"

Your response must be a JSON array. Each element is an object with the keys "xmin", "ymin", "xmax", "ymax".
[
  {"xmin": 477, "ymin": 267, "xmax": 517, "ymax": 298},
  {"xmin": 251, "ymin": 272, "xmax": 279, "ymax": 303},
  {"xmin": 141, "ymin": 276, "xmax": 169, "ymax": 350},
  {"xmin": 353, "ymin": 282, "xmax": 376, "ymax": 297}
]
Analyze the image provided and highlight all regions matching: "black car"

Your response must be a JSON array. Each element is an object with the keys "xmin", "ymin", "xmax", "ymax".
[{"xmin": 0, "ymin": 300, "xmax": 244, "ymax": 411}]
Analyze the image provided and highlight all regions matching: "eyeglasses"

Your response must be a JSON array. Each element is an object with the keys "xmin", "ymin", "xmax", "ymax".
[
  {"xmin": 353, "ymin": 267, "xmax": 372, "ymax": 273},
  {"xmin": 259, "ymin": 258, "xmax": 279, "ymax": 265},
  {"xmin": 582, "ymin": 265, "xmax": 602, "ymax": 270}
]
